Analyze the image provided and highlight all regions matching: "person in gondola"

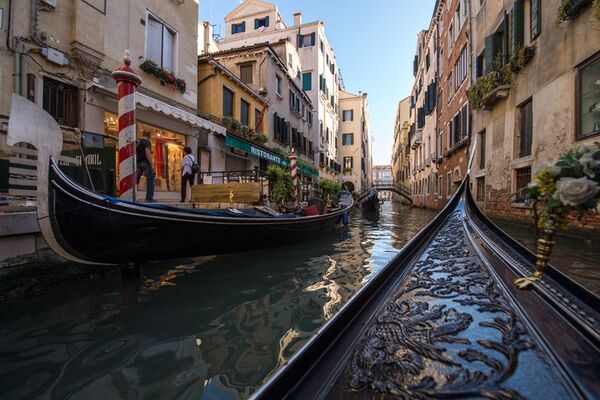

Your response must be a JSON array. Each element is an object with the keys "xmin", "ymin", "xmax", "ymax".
[
  {"xmin": 180, "ymin": 146, "xmax": 197, "ymax": 203},
  {"xmin": 367, "ymin": 184, "xmax": 378, "ymax": 200},
  {"xmin": 136, "ymin": 130, "xmax": 155, "ymax": 202}
]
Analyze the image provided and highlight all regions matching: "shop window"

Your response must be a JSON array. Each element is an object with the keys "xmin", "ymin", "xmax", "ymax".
[
  {"xmin": 515, "ymin": 166, "xmax": 531, "ymax": 202},
  {"xmin": 43, "ymin": 77, "xmax": 79, "ymax": 127},
  {"xmin": 223, "ymin": 86, "xmax": 234, "ymax": 118},
  {"xmin": 517, "ymin": 99, "xmax": 532, "ymax": 157},
  {"xmin": 147, "ymin": 14, "xmax": 175, "ymax": 72},
  {"xmin": 342, "ymin": 133, "xmax": 354, "ymax": 145},
  {"xmin": 476, "ymin": 176, "xmax": 486, "ymax": 202},
  {"xmin": 240, "ymin": 99, "xmax": 250, "ymax": 127},
  {"xmin": 577, "ymin": 55, "xmax": 600, "ymax": 140},
  {"xmin": 240, "ymin": 63, "xmax": 253, "ymax": 84}
]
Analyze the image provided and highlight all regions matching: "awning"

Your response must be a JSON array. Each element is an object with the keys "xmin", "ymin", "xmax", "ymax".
[
  {"xmin": 225, "ymin": 135, "xmax": 319, "ymax": 177},
  {"xmin": 136, "ymin": 92, "xmax": 226, "ymax": 136}
]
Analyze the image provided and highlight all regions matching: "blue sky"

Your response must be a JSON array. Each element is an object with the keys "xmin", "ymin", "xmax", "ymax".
[{"xmin": 199, "ymin": 0, "xmax": 436, "ymax": 165}]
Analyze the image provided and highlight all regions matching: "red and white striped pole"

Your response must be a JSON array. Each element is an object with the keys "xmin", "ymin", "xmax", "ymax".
[
  {"xmin": 290, "ymin": 148, "xmax": 298, "ymax": 205},
  {"xmin": 112, "ymin": 50, "xmax": 142, "ymax": 201}
]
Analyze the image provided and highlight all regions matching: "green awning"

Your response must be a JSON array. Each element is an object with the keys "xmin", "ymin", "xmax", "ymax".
[{"xmin": 225, "ymin": 135, "xmax": 319, "ymax": 177}]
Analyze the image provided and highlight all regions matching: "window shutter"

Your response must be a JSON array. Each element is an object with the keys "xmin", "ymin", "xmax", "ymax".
[
  {"xmin": 254, "ymin": 19, "xmax": 259, "ymax": 29},
  {"xmin": 265, "ymin": 16, "xmax": 270, "ymax": 27},
  {"xmin": 231, "ymin": 24, "xmax": 235, "ymax": 35},
  {"xmin": 511, "ymin": 0, "xmax": 524, "ymax": 55},
  {"xmin": 297, "ymin": 34, "xmax": 302, "ymax": 48},
  {"xmin": 241, "ymin": 21, "xmax": 246, "ymax": 32},
  {"xmin": 311, "ymin": 32, "xmax": 316, "ymax": 46},
  {"xmin": 531, "ymin": 0, "xmax": 540, "ymax": 39},
  {"xmin": 484, "ymin": 35, "xmax": 494, "ymax": 74}
]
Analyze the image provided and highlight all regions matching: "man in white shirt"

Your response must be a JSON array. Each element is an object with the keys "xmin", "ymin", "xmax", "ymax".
[{"xmin": 181, "ymin": 146, "xmax": 196, "ymax": 202}]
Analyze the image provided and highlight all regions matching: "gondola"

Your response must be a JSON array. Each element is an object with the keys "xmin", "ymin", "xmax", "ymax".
[
  {"xmin": 361, "ymin": 192, "xmax": 379, "ymax": 212},
  {"xmin": 6, "ymin": 95, "xmax": 352, "ymax": 265},
  {"xmin": 251, "ymin": 178, "xmax": 600, "ymax": 398}
]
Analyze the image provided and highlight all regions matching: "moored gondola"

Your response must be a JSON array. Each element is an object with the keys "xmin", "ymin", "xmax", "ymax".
[
  {"xmin": 7, "ymin": 95, "xmax": 352, "ymax": 265},
  {"xmin": 251, "ymin": 178, "xmax": 600, "ymax": 399}
]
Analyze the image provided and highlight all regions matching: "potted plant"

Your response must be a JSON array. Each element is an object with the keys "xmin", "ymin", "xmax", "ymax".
[
  {"xmin": 516, "ymin": 143, "xmax": 600, "ymax": 289},
  {"xmin": 267, "ymin": 165, "xmax": 294, "ymax": 211}
]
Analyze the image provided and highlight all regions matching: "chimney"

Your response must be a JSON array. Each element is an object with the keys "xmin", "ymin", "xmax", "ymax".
[
  {"xmin": 294, "ymin": 12, "xmax": 302, "ymax": 26},
  {"xmin": 203, "ymin": 21, "xmax": 213, "ymax": 54}
]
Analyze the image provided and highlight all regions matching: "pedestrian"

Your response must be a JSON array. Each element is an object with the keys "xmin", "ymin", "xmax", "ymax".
[
  {"xmin": 136, "ymin": 130, "xmax": 155, "ymax": 202},
  {"xmin": 181, "ymin": 146, "xmax": 197, "ymax": 202}
]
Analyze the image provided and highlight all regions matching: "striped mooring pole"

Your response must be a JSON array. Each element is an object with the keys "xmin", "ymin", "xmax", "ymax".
[
  {"xmin": 112, "ymin": 50, "xmax": 142, "ymax": 201},
  {"xmin": 290, "ymin": 148, "xmax": 298, "ymax": 205}
]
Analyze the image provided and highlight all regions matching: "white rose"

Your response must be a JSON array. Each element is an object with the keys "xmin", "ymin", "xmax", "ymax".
[
  {"xmin": 580, "ymin": 153, "xmax": 600, "ymax": 179},
  {"xmin": 554, "ymin": 177, "xmax": 599, "ymax": 207}
]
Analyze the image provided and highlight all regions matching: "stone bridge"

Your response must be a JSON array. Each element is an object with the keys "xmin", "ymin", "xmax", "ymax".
[{"xmin": 358, "ymin": 180, "xmax": 412, "ymax": 204}]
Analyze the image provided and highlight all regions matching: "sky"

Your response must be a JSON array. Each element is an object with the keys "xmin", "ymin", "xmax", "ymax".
[{"xmin": 199, "ymin": 0, "xmax": 436, "ymax": 166}]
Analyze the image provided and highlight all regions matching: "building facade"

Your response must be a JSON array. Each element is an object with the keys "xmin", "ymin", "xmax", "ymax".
[
  {"xmin": 436, "ymin": 0, "xmax": 471, "ymax": 208},
  {"xmin": 339, "ymin": 91, "xmax": 373, "ymax": 192},
  {"xmin": 0, "ymin": 0, "xmax": 223, "ymax": 202},
  {"xmin": 391, "ymin": 96, "xmax": 411, "ymax": 202},
  {"xmin": 213, "ymin": 0, "xmax": 347, "ymax": 181},
  {"xmin": 470, "ymin": 0, "xmax": 600, "ymax": 228},
  {"xmin": 410, "ymin": 25, "xmax": 441, "ymax": 209}
]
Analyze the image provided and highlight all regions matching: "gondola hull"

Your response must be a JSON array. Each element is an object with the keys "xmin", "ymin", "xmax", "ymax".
[
  {"xmin": 47, "ymin": 160, "xmax": 352, "ymax": 264},
  {"xmin": 361, "ymin": 194, "xmax": 379, "ymax": 212}
]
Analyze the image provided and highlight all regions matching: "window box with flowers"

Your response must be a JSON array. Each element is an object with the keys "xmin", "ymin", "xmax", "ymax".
[{"xmin": 139, "ymin": 60, "xmax": 186, "ymax": 93}]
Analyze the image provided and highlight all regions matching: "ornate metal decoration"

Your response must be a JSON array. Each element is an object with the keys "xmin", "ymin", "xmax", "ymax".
[{"xmin": 346, "ymin": 212, "xmax": 539, "ymax": 399}]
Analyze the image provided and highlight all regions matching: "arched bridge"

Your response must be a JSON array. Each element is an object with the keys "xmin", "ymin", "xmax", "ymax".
[{"xmin": 358, "ymin": 181, "xmax": 412, "ymax": 204}]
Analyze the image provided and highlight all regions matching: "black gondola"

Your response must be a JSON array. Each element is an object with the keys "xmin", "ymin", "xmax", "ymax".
[
  {"xmin": 6, "ymin": 94, "xmax": 353, "ymax": 265},
  {"xmin": 44, "ymin": 159, "xmax": 352, "ymax": 264},
  {"xmin": 361, "ymin": 192, "xmax": 379, "ymax": 212},
  {"xmin": 251, "ymin": 178, "xmax": 600, "ymax": 399}
]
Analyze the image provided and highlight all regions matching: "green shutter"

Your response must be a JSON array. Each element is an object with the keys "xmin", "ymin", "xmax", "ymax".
[
  {"xmin": 511, "ymin": 0, "xmax": 525, "ymax": 55},
  {"xmin": 484, "ymin": 35, "xmax": 494, "ymax": 74},
  {"xmin": 531, "ymin": 0, "xmax": 540, "ymax": 39}
]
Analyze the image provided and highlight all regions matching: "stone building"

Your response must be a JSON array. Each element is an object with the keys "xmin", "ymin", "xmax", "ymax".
[
  {"xmin": 197, "ymin": 40, "xmax": 319, "ymax": 184},
  {"xmin": 0, "ymin": 0, "xmax": 223, "ymax": 202},
  {"xmin": 436, "ymin": 0, "xmax": 471, "ymax": 208},
  {"xmin": 470, "ymin": 0, "xmax": 600, "ymax": 228},
  {"xmin": 409, "ymin": 25, "xmax": 440, "ymax": 208},
  {"xmin": 339, "ymin": 91, "xmax": 373, "ymax": 192},
  {"xmin": 213, "ymin": 0, "xmax": 347, "ymax": 181},
  {"xmin": 391, "ymin": 96, "xmax": 411, "ymax": 201}
]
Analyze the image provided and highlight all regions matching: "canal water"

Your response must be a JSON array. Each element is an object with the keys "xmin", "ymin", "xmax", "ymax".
[{"xmin": 0, "ymin": 202, "xmax": 436, "ymax": 400}]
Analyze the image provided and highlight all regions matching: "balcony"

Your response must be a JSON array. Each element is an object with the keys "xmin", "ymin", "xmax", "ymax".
[{"xmin": 411, "ymin": 129, "xmax": 422, "ymax": 150}]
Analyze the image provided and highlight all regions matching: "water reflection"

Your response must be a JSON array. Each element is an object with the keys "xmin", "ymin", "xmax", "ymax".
[{"xmin": 0, "ymin": 202, "xmax": 435, "ymax": 400}]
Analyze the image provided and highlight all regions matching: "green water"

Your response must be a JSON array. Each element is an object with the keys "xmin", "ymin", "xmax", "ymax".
[{"xmin": 0, "ymin": 202, "xmax": 435, "ymax": 399}]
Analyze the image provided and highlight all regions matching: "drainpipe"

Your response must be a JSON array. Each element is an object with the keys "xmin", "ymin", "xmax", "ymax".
[{"xmin": 13, "ymin": 41, "xmax": 21, "ymax": 94}]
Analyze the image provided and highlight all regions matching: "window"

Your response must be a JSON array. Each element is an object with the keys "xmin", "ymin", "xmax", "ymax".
[
  {"xmin": 454, "ymin": 46, "xmax": 468, "ymax": 88},
  {"xmin": 577, "ymin": 55, "xmax": 600, "ymax": 140},
  {"xmin": 273, "ymin": 114, "xmax": 289, "ymax": 144},
  {"xmin": 518, "ymin": 99, "xmax": 532, "ymax": 157},
  {"xmin": 255, "ymin": 108, "xmax": 262, "ymax": 132},
  {"xmin": 298, "ymin": 33, "xmax": 316, "ymax": 48},
  {"xmin": 254, "ymin": 16, "xmax": 269, "ymax": 29},
  {"xmin": 476, "ymin": 177, "xmax": 486, "ymax": 202},
  {"xmin": 0, "ymin": 7, "xmax": 3, "ymax": 29},
  {"xmin": 342, "ymin": 110, "xmax": 354, "ymax": 121},
  {"xmin": 438, "ymin": 176, "xmax": 443, "ymax": 197},
  {"xmin": 530, "ymin": 0, "xmax": 541, "ymax": 40},
  {"xmin": 232, "ymin": 22, "xmax": 246, "ymax": 34},
  {"xmin": 475, "ymin": 51, "xmax": 484, "ymax": 78},
  {"xmin": 515, "ymin": 166, "xmax": 531, "ymax": 202},
  {"xmin": 307, "ymin": 112, "xmax": 313, "ymax": 126},
  {"xmin": 223, "ymin": 86, "xmax": 234, "ymax": 118},
  {"xmin": 302, "ymin": 72, "xmax": 312, "ymax": 91},
  {"xmin": 275, "ymin": 75, "xmax": 282, "ymax": 96},
  {"xmin": 447, "ymin": 72, "xmax": 453, "ymax": 101},
  {"xmin": 510, "ymin": 0, "xmax": 525, "ymax": 54},
  {"xmin": 342, "ymin": 133, "xmax": 354, "ymax": 145},
  {"xmin": 147, "ymin": 15, "xmax": 175, "ymax": 72},
  {"xmin": 240, "ymin": 63, "xmax": 253, "ymax": 84},
  {"xmin": 343, "ymin": 156, "xmax": 353, "ymax": 170},
  {"xmin": 43, "ymin": 78, "xmax": 79, "ymax": 127},
  {"xmin": 479, "ymin": 130, "xmax": 486, "ymax": 169},
  {"xmin": 447, "ymin": 173, "xmax": 452, "ymax": 196},
  {"xmin": 448, "ymin": 23, "xmax": 453, "ymax": 53},
  {"xmin": 240, "ymin": 99, "xmax": 250, "ymax": 127}
]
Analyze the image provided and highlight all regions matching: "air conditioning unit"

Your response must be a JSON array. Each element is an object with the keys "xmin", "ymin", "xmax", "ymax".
[{"xmin": 41, "ymin": 0, "xmax": 57, "ymax": 8}]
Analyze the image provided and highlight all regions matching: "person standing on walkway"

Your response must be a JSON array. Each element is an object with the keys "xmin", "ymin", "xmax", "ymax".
[
  {"xmin": 136, "ymin": 130, "xmax": 155, "ymax": 202},
  {"xmin": 181, "ymin": 146, "xmax": 196, "ymax": 203}
]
